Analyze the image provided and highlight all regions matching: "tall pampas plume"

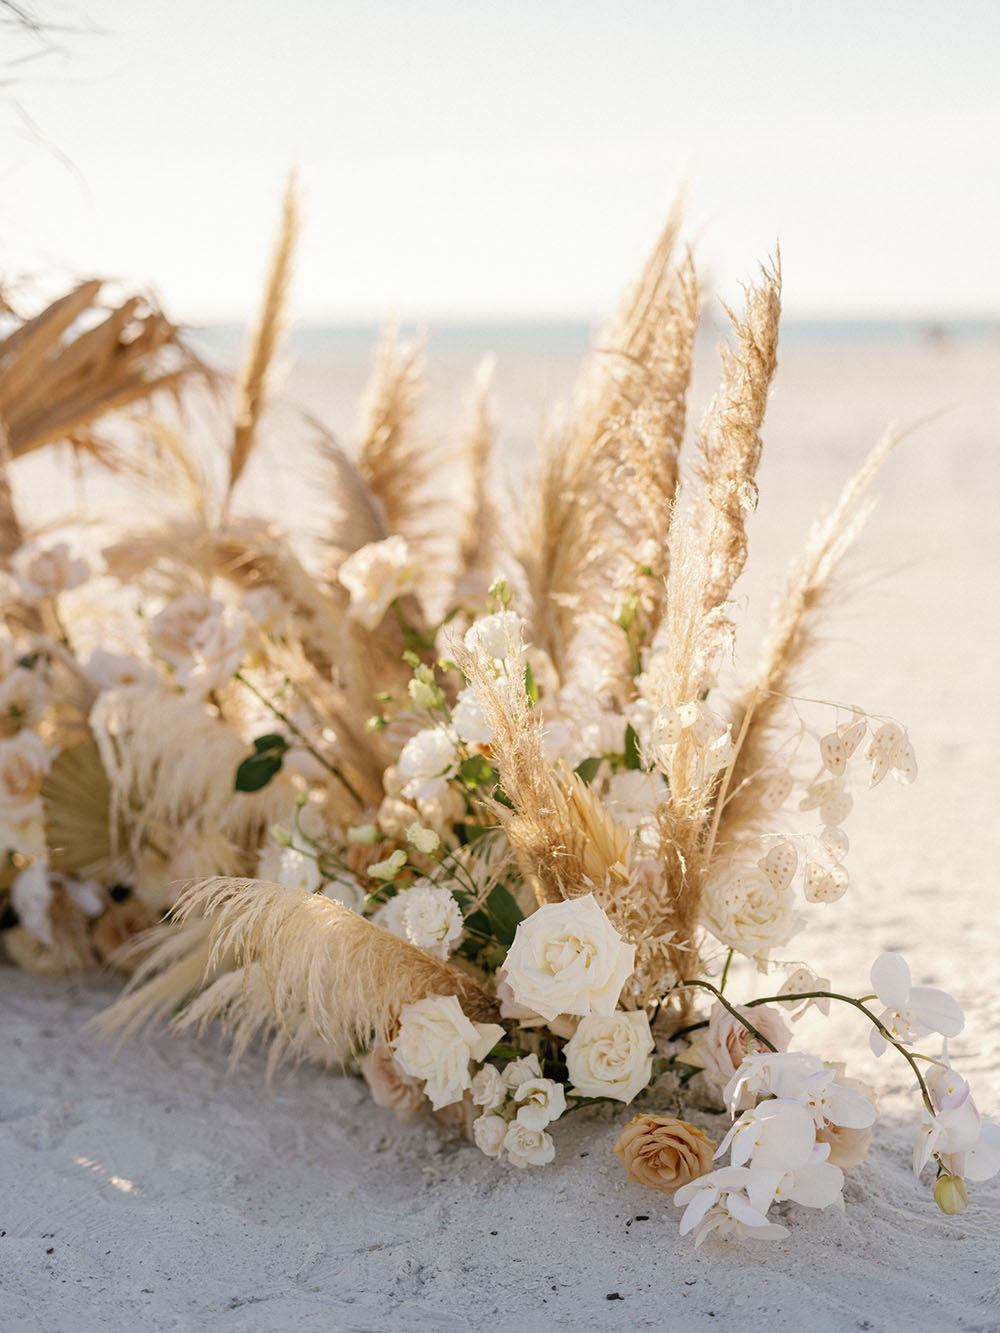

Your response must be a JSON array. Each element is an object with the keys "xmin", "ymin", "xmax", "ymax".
[
  {"xmin": 225, "ymin": 171, "xmax": 299, "ymax": 510},
  {"xmin": 716, "ymin": 425, "xmax": 903, "ymax": 845},
  {"xmin": 102, "ymin": 878, "xmax": 499, "ymax": 1064}
]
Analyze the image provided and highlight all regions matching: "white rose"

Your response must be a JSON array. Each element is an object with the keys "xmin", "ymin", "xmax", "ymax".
[
  {"xmin": 0, "ymin": 730, "xmax": 51, "ymax": 822},
  {"xmin": 473, "ymin": 1113, "xmax": 509, "ymax": 1158},
  {"xmin": 391, "ymin": 995, "xmax": 504, "ymax": 1110},
  {"xmin": 0, "ymin": 668, "xmax": 47, "ymax": 736},
  {"xmin": 502, "ymin": 893, "xmax": 635, "ymax": 1022},
  {"xmin": 397, "ymin": 727, "xmax": 459, "ymax": 803},
  {"xmin": 463, "ymin": 610, "xmax": 524, "ymax": 661},
  {"xmin": 275, "ymin": 847, "xmax": 322, "ymax": 894},
  {"xmin": 502, "ymin": 1121, "xmax": 555, "ymax": 1169},
  {"xmin": 0, "ymin": 631, "xmax": 18, "ymax": 678},
  {"xmin": 502, "ymin": 1053, "xmax": 542, "ymax": 1091},
  {"xmin": 402, "ymin": 883, "xmax": 464, "ymax": 959},
  {"xmin": 470, "ymin": 1063, "xmax": 506, "ymax": 1111},
  {"xmin": 514, "ymin": 1077, "xmax": 567, "ymax": 1130},
  {"xmin": 564, "ymin": 1010, "xmax": 655, "ymax": 1103},
  {"xmin": 0, "ymin": 814, "xmax": 46, "ymax": 858},
  {"xmin": 16, "ymin": 542, "xmax": 88, "ymax": 598},
  {"xmin": 701, "ymin": 861, "xmax": 802, "ymax": 961},
  {"xmin": 83, "ymin": 649, "xmax": 156, "ymax": 691},
  {"xmin": 150, "ymin": 594, "xmax": 221, "ymax": 666},
  {"xmin": 11, "ymin": 860, "xmax": 54, "ymax": 947},
  {"xmin": 175, "ymin": 607, "xmax": 248, "ymax": 697},
  {"xmin": 337, "ymin": 535, "xmax": 417, "ymax": 631}
]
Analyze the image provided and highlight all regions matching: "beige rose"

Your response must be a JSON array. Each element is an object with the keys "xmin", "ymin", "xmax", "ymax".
[
  {"xmin": 701, "ymin": 861, "xmax": 801, "ymax": 961},
  {"xmin": 149, "ymin": 594, "xmax": 221, "ymax": 666},
  {"xmin": 17, "ymin": 542, "xmax": 88, "ymax": 598},
  {"xmin": 360, "ymin": 1044, "xmax": 425, "ymax": 1116},
  {"xmin": 613, "ymin": 1115, "xmax": 717, "ymax": 1194},
  {"xmin": 683, "ymin": 1001, "xmax": 791, "ymax": 1098}
]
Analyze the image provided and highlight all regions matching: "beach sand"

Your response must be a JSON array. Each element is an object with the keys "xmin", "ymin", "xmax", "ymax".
[{"xmin": 2, "ymin": 329, "xmax": 998, "ymax": 1331}]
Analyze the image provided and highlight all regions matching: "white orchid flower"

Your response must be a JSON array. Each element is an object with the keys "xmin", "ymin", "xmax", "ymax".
[
  {"xmin": 913, "ymin": 1065, "xmax": 982, "ymax": 1177},
  {"xmin": 717, "ymin": 1099, "xmax": 818, "ymax": 1173},
  {"xmin": 745, "ymin": 1149, "xmax": 846, "ymax": 1214},
  {"xmin": 868, "ymin": 952, "xmax": 964, "ymax": 1055},
  {"xmin": 675, "ymin": 1169, "xmax": 789, "ymax": 1246}
]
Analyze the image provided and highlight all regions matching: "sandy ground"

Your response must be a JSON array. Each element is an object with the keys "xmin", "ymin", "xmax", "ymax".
[{"xmin": 3, "ymin": 329, "xmax": 999, "ymax": 1331}]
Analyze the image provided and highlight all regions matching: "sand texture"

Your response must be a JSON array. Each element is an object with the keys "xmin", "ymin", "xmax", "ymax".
[{"xmin": 2, "ymin": 332, "xmax": 999, "ymax": 1331}]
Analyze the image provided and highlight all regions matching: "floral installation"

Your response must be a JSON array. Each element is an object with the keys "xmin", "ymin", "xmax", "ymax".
[{"xmin": 1, "ymin": 188, "xmax": 996, "ymax": 1248}]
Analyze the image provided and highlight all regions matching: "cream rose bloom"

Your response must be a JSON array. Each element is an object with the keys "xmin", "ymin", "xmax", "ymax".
[
  {"xmin": 0, "ymin": 730, "xmax": 51, "ymax": 822},
  {"xmin": 360, "ymin": 1044, "xmax": 424, "ymax": 1116},
  {"xmin": 0, "ymin": 668, "xmax": 47, "ymax": 737},
  {"xmin": 613, "ymin": 1115, "xmax": 717, "ymax": 1194},
  {"xmin": 683, "ymin": 1001, "xmax": 792, "ymax": 1098},
  {"xmin": 470, "ymin": 1063, "xmax": 505, "ymax": 1112},
  {"xmin": 391, "ymin": 995, "xmax": 504, "ymax": 1110},
  {"xmin": 502, "ymin": 1121, "xmax": 555, "ymax": 1168},
  {"xmin": 502, "ymin": 893, "xmax": 635, "ymax": 1023},
  {"xmin": 513, "ymin": 1077, "xmax": 566, "ymax": 1130},
  {"xmin": 701, "ymin": 861, "xmax": 801, "ymax": 961},
  {"xmin": 149, "ymin": 594, "xmax": 221, "ymax": 666},
  {"xmin": 473, "ymin": 1113, "xmax": 508, "ymax": 1158},
  {"xmin": 564, "ymin": 1010, "xmax": 655, "ymax": 1103},
  {"xmin": 337, "ymin": 535, "xmax": 417, "ymax": 631}
]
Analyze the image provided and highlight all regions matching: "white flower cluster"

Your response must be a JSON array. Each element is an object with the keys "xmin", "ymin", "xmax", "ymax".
[
  {"xmin": 373, "ymin": 880, "xmax": 464, "ymax": 959},
  {"xmin": 471, "ymin": 1054, "xmax": 566, "ymax": 1167},
  {"xmin": 675, "ymin": 1050, "xmax": 877, "ymax": 1246}
]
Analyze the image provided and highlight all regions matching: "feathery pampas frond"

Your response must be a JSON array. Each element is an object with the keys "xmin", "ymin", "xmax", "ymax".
[
  {"xmin": 716, "ymin": 426, "xmax": 902, "ymax": 845},
  {"xmin": 454, "ymin": 356, "xmax": 498, "ymax": 607},
  {"xmin": 357, "ymin": 320, "xmax": 429, "ymax": 537},
  {"xmin": 226, "ymin": 172, "xmax": 299, "ymax": 508},
  {"xmin": 102, "ymin": 877, "xmax": 499, "ymax": 1064}
]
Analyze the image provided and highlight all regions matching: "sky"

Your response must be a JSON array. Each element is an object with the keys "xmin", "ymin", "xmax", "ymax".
[{"xmin": 1, "ymin": 0, "xmax": 999, "ymax": 323}]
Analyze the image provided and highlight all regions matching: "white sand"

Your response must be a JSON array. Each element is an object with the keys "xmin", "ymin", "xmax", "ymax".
[{"xmin": 3, "ymin": 331, "xmax": 999, "ymax": 1331}]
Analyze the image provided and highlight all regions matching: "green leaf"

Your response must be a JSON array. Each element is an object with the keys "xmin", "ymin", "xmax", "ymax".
[
  {"xmin": 485, "ymin": 883, "xmax": 524, "ymax": 947},
  {"xmin": 624, "ymin": 723, "xmax": 642, "ymax": 771},
  {"xmin": 493, "ymin": 783, "xmax": 514, "ymax": 810},
  {"xmin": 235, "ymin": 733, "xmax": 290, "ymax": 792},
  {"xmin": 523, "ymin": 660, "xmax": 539, "ymax": 705},
  {"xmin": 574, "ymin": 755, "xmax": 602, "ymax": 785},
  {"xmin": 458, "ymin": 754, "xmax": 496, "ymax": 789}
]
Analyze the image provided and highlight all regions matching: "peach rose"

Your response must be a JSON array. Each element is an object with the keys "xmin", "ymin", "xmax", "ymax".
[
  {"xmin": 683, "ymin": 1001, "xmax": 791, "ymax": 1098},
  {"xmin": 360, "ymin": 1043, "xmax": 425, "ymax": 1116},
  {"xmin": 613, "ymin": 1115, "xmax": 717, "ymax": 1194}
]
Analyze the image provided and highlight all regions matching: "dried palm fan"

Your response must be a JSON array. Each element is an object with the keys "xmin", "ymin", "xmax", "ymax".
[{"xmin": 0, "ymin": 279, "xmax": 202, "ymax": 463}]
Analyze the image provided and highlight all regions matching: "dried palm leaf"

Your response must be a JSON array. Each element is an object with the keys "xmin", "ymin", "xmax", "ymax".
[{"xmin": 41, "ymin": 737, "xmax": 112, "ymax": 876}]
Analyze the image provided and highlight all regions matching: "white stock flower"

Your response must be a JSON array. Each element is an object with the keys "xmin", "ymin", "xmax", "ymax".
[
  {"xmin": 397, "ymin": 727, "xmax": 460, "ymax": 803},
  {"xmin": 401, "ymin": 883, "xmax": 464, "ymax": 959},
  {"xmin": 470, "ymin": 1063, "xmax": 506, "ymax": 1112},
  {"xmin": 868, "ymin": 952, "xmax": 964, "ymax": 1055},
  {"xmin": 337, "ymin": 535, "xmax": 417, "ymax": 631},
  {"xmin": 275, "ymin": 847, "xmax": 322, "ymax": 894},
  {"xmin": 322, "ymin": 875, "xmax": 366, "ymax": 913},
  {"xmin": 372, "ymin": 892, "xmax": 409, "ymax": 938},
  {"xmin": 502, "ymin": 1120, "xmax": 555, "ymax": 1168},
  {"xmin": 451, "ymin": 684, "xmax": 494, "ymax": 746},
  {"xmin": 11, "ymin": 860, "xmax": 54, "ymax": 947},
  {"xmin": 473, "ymin": 1113, "xmax": 509, "ymax": 1158},
  {"xmin": 513, "ymin": 1077, "xmax": 566, "ymax": 1130},
  {"xmin": 391, "ymin": 995, "xmax": 504, "ymax": 1111},
  {"xmin": 564, "ymin": 1010, "xmax": 654, "ymax": 1104},
  {"xmin": 463, "ymin": 610, "xmax": 525, "ymax": 662},
  {"xmin": 0, "ymin": 730, "xmax": 51, "ymax": 822},
  {"xmin": 16, "ymin": 542, "xmax": 88, "ymax": 598},
  {"xmin": 501, "ymin": 893, "xmax": 635, "ymax": 1022},
  {"xmin": 701, "ymin": 861, "xmax": 801, "ymax": 963}
]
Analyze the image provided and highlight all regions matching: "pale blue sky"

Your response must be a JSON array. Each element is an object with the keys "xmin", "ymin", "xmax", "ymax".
[{"xmin": 2, "ymin": 0, "xmax": 998, "ymax": 321}]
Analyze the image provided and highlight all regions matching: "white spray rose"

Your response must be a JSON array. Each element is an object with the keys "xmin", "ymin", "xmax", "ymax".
[
  {"xmin": 564, "ymin": 1010, "xmax": 655, "ymax": 1103},
  {"xmin": 502, "ymin": 893, "xmax": 635, "ymax": 1022},
  {"xmin": 513, "ymin": 1077, "xmax": 567, "ymax": 1130},
  {"xmin": 401, "ymin": 883, "xmax": 464, "ymax": 959},
  {"xmin": 470, "ymin": 1063, "xmax": 506, "ymax": 1112},
  {"xmin": 391, "ymin": 995, "xmax": 504, "ymax": 1110},
  {"xmin": 463, "ymin": 610, "xmax": 525, "ymax": 661},
  {"xmin": 0, "ymin": 730, "xmax": 51, "ymax": 822},
  {"xmin": 473, "ymin": 1113, "xmax": 509, "ymax": 1158},
  {"xmin": 11, "ymin": 860, "xmax": 54, "ymax": 947},
  {"xmin": 701, "ymin": 861, "xmax": 801, "ymax": 962},
  {"xmin": 502, "ymin": 1053, "xmax": 542, "ymax": 1090},
  {"xmin": 396, "ymin": 727, "xmax": 459, "ymax": 803},
  {"xmin": 337, "ymin": 535, "xmax": 417, "ymax": 631},
  {"xmin": 502, "ymin": 1121, "xmax": 555, "ymax": 1169}
]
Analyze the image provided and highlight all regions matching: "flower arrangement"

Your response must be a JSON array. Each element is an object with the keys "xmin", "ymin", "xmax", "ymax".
[{"xmin": 1, "ymin": 189, "xmax": 995, "ymax": 1247}]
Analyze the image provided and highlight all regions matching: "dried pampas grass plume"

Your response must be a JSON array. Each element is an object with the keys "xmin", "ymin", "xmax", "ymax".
[
  {"xmin": 226, "ymin": 171, "xmax": 299, "ymax": 508},
  {"xmin": 102, "ymin": 878, "xmax": 499, "ymax": 1066}
]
